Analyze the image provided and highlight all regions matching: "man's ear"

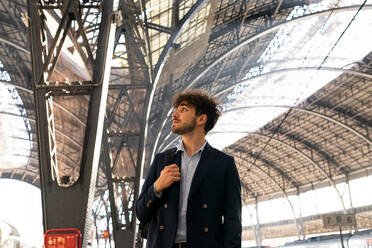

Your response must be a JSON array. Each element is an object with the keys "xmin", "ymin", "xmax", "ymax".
[{"xmin": 197, "ymin": 114, "xmax": 207, "ymax": 125}]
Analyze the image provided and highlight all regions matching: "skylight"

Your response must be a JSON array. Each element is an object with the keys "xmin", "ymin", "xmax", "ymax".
[
  {"xmin": 0, "ymin": 61, "xmax": 31, "ymax": 169},
  {"xmin": 207, "ymin": 0, "xmax": 372, "ymax": 149},
  {"xmin": 178, "ymin": 2, "xmax": 211, "ymax": 49},
  {"xmin": 144, "ymin": 0, "xmax": 212, "ymax": 64}
]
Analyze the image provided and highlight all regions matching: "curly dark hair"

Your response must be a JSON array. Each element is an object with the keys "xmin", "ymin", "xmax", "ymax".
[{"xmin": 173, "ymin": 89, "xmax": 222, "ymax": 134}]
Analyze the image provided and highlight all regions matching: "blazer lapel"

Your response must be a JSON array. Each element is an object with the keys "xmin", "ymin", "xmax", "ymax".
[{"xmin": 188, "ymin": 143, "xmax": 218, "ymax": 201}]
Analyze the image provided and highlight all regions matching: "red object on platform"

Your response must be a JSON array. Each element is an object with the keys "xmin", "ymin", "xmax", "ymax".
[
  {"xmin": 103, "ymin": 230, "xmax": 109, "ymax": 239},
  {"xmin": 44, "ymin": 228, "xmax": 81, "ymax": 248}
]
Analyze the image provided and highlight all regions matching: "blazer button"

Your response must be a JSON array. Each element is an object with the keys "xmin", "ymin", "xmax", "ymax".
[
  {"xmin": 160, "ymin": 225, "xmax": 164, "ymax": 230},
  {"xmin": 146, "ymin": 199, "xmax": 152, "ymax": 207},
  {"xmin": 203, "ymin": 203, "xmax": 208, "ymax": 209},
  {"xmin": 204, "ymin": 227, "xmax": 208, "ymax": 233}
]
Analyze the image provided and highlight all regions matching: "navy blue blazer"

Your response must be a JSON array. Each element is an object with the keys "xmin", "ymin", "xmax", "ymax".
[{"xmin": 136, "ymin": 143, "xmax": 242, "ymax": 248}]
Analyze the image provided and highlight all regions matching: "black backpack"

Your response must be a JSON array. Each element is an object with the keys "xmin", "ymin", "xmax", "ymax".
[{"xmin": 139, "ymin": 147, "xmax": 177, "ymax": 239}]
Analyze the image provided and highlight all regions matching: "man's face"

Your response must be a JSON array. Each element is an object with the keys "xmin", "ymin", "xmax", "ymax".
[{"xmin": 171, "ymin": 102, "xmax": 197, "ymax": 135}]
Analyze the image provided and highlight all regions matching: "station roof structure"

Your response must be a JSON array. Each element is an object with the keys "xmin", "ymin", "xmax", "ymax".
[{"xmin": 0, "ymin": 0, "xmax": 371, "ymax": 243}]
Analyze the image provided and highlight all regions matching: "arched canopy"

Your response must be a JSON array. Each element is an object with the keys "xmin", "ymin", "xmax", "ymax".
[{"xmin": 0, "ymin": 0, "xmax": 371, "ymax": 216}]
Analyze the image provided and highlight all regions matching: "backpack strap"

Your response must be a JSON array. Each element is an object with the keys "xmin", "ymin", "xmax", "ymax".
[{"xmin": 165, "ymin": 147, "xmax": 177, "ymax": 165}]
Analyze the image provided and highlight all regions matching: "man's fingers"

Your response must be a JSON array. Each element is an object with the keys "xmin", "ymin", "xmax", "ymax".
[
  {"xmin": 156, "ymin": 164, "xmax": 181, "ymax": 192},
  {"xmin": 171, "ymin": 173, "xmax": 181, "ymax": 178},
  {"xmin": 171, "ymin": 174, "xmax": 181, "ymax": 181},
  {"xmin": 164, "ymin": 164, "xmax": 179, "ymax": 173},
  {"xmin": 166, "ymin": 172, "xmax": 180, "ymax": 181},
  {"xmin": 166, "ymin": 168, "xmax": 179, "ymax": 173},
  {"xmin": 166, "ymin": 172, "xmax": 180, "ymax": 178},
  {"xmin": 166, "ymin": 164, "xmax": 179, "ymax": 169},
  {"xmin": 158, "ymin": 163, "xmax": 181, "ymax": 188}
]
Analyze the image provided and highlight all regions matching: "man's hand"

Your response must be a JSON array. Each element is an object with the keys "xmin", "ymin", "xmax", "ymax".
[{"xmin": 155, "ymin": 164, "xmax": 180, "ymax": 194}]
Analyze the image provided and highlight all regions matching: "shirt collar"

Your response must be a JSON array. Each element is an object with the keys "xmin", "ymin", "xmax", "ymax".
[{"xmin": 176, "ymin": 139, "xmax": 207, "ymax": 155}]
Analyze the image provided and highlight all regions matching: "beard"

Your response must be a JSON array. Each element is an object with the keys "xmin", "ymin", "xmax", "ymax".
[{"xmin": 171, "ymin": 117, "xmax": 196, "ymax": 135}]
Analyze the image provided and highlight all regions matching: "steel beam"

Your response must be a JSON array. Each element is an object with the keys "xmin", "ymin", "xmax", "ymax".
[
  {"xmin": 0, "ymin": 35, "xmax": 32, "ymax": 88},
  {"xmin": 0, "ymin": 110, "xmax": 82, "ymax": 149},
  {"xmin": 223, "ymin": 105, "xmax": 371, "ymax": 146},
  {"xmin": 311, "ymin": 99, "xmax": 372, "ymax": 128},
  {"xmin": 0, "ymin": 83, "xmax": 87, "ymax": 128},
  {"xmin": 241, "ymin": 182, "xmax": 253, "ymax": 203},
  {"xmin": 98, "ymin": 0, "xmax": 155, "ymax": 246},
  {"xmin": 102, "ymin": 133, "xmax": 124, "ymax": 248},
  {"xmin": 0, "ymin": 35, "xmax": 29, "ymax": 54},
  {"xmin": 171, "ymin": 0, "xmax": 180, "ymax": 27},
  {"xmin": 0, "ymin": 168, "xmax": 40, "ymax": 187},
  {"xmin": 229, "ymin": 147, "xmax": 298, "ymax": 189},
  {"xmin": 146, "ymin": 22, "xmax": 174, "ymax": 34},
  {"xmin": 27, "ymin": 1, "xmax": 118, "ymax": 248}
]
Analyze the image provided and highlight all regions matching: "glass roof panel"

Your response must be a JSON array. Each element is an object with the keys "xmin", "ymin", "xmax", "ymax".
[
  {"xmin": 0, "ymin": 65, "xmax": 31, "ymax": 169},
  {"xmin": 178, "ymin": 3, "xmax": 211, "ymax": 49},
  {"xmin": 207, "ymin": 0, "xmax": 372, "ymax": 149},
  {"xmin": 144, "ymin": 0, "xmax": 211, "ymax": 64},
  {"xmin": 179, "ymin": 0, "xmax": 198, "ymax": 20}
]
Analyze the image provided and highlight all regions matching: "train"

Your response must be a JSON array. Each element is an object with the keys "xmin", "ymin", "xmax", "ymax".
[{"xmin": 278, "ymin": 229, "xmax": 372, "ymax": 248}]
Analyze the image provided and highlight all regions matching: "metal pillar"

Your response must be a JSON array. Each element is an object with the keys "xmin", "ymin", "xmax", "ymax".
[
  {"xmin": 102, "ymin": 132, "xmax": 134, "ymax": 247},
  {"xmin": 296, "ymin": 190, "xmax": 306, "ymax": 239},
  {"xmin": 99, "ymin": 0, "xmax": 154, "ymax": 246},
  {"xmin": 254, "ymin": 196, "xmax": 262, "ymax": 247},
  {"xmin": 347, "ymin": 175, "xmax": 358, "ymax": 232},
  {"xmin": 101, "ymin": 194, "xmax": 114, "ymax": 248},
  {"xmin": 27, "ymin": 0, "xmax": 118, "ymax": 246}
]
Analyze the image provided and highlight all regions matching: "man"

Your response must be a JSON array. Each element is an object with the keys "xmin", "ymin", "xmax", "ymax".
[{"xmin": 136, "ymin": 89, "xmax": 241, "ymax": 248}]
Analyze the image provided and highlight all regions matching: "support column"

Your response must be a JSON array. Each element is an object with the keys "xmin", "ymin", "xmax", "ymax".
[
  {"xmin": 100, "ymin": 0, "xmax": 155, "ymax": 246},
  {"xmin": 254, "ymin": 196, "xmax": 262, "ymax": 247},
  {"xmin": 296, "ymin": 190, "xmax": 306, "ymax": 239},
  {"xmin": 27, "ymin": 0, "xmax": 118, "ymax": 246},
  {"xmin": 346, "ymin": 175, "xmax": 358, "ymax": 232}
]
